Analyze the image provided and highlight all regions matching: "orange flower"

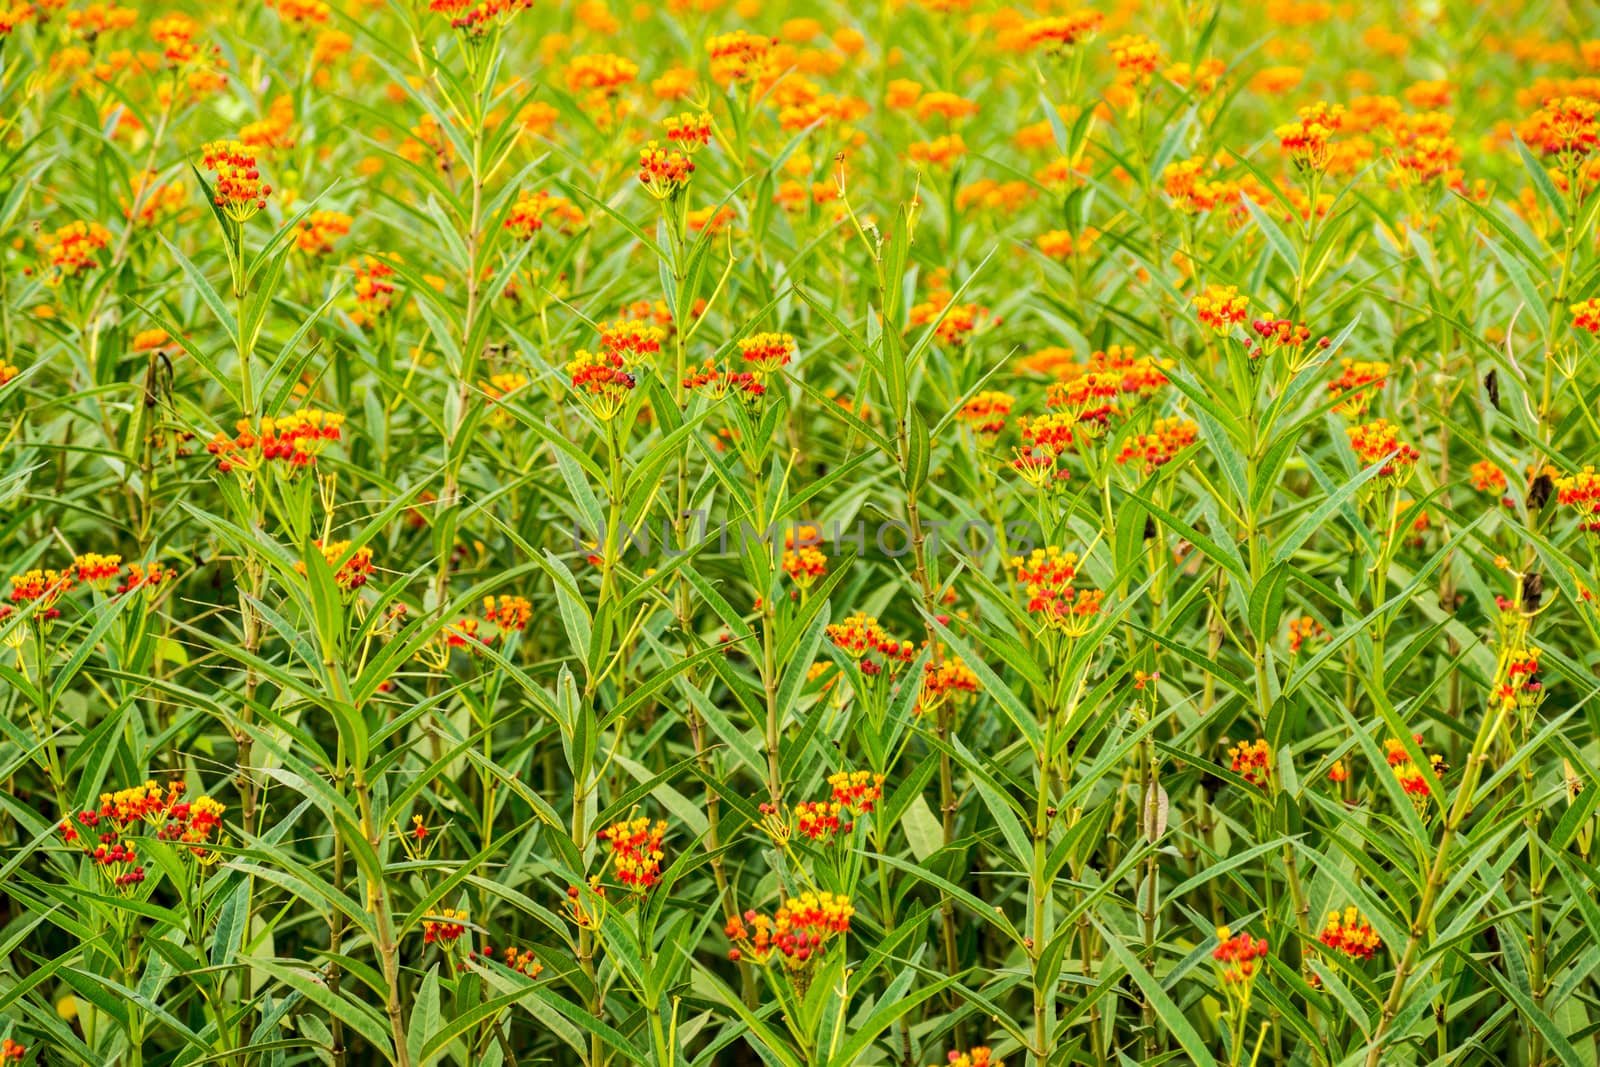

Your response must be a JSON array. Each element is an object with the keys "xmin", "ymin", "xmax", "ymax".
[
  {"xmin": 1345, "ymin": 419, "xmax": 1419, "ymax": 480},
  {"xmin": 1287, "ymin": 615, "xmax": 1325, "ymax": 653},
  {"xmin": 36, "ymin": 221, "xmax": 112, "ymax": 285},
  {"xmin": 350, "ymin": 256, "xmax": 398, "ymax": 328},
  {"xmin": 564, "ymin": 52, "xmax": 637, "ymax": 93},
  {"xmin": 664, "ymin": 111, "xmax": 714, "ymax": 152},
  {"xmin": 1228, "ymin": 739, "xmax": 1272, "ymax": 787},
  {"xmin": 483, "ymin": 594, "xmax": 532, "ymax": 632},
  {"xmin": 201, "ymin": 141, "xmax": 271, "ymax": 221},
  {"xmin": 1320, "ymin": 907, "xmax": 1381, "ymax": 960},
  {"xmin": 1115, "ymin": 417, "xmax": 1198, "ymax": 474},
  {"xmin": 597, "ymin": 816, "xmax": 668, "ymax": 891},
  {"xmin": 504, "ymin": 191, "xmax": 583, "ymax": 239},
  {"xmin": 1276, "ymin": 101, "xmax": 1344, "ymax": 173},
  {"xmin": 295, "ymin": 210, "xmax": 351, "ymax": 256},
  {"xmin": 1520, "ymin": 96, "xmax": 1599, "ymax": 168},
  {"xmin": 1556, "ymin": 467, "xmax": 1600, "ymax": 532},
  {"xmin": 207, "ymin": 409, "xmax": 344, "ymax": 474},
  {"xmin": 299, "ymin": 540, "xmax": 375, "ymax": 592},
  {"xmin": 423, "ymin": 908, "xmax": 467, "ymax": 946},
  {"xmin": 1212, "ymin": 925, "xmax": 1269, "ymax": 986},
  {"xmin": 706, "ymin": 30, "xmax": 773, "ymax": 85},
  {"xmin": 567, "ymin": 349, "xmax": 636, "ymax": 420},
  {"xmin": 1194, "ymin": 284, "xmax": 1249, "ymax": 334},
  {"xmin": 725, "ymin": 891, "xmax": 854, "ymax": 969},
  {"xmin": 916, "ymin": 91, "xmax": 978, "ymax": 122},
  {"xmin": 1571, "ymin": 298, "xmax": 1600, "ymax": 333},
  {"xmin": 908, "ymin": 134, "xmax": 967, "ymax": 167},
  {"xmin": 1024, "ymin": 10, "xmax": 1103, "ymax": 54},
  {"xmin": 938, "ymin": 1050, "xmax": 1003, "ymax": 1067},
  {"xmin": 1327, "ymin": 359, "xmax": 1389, "ymax": 417},
  {"xmin": 956, "ymin": 391, "xmax": 1013, "ymax": 436},
  {"xmin": 738, "ymin": 331, "xmax": 797, "ymax": 373},
  {"xmin": 638, "ymin": 142, "xmax": 696, "ymax": 197}
]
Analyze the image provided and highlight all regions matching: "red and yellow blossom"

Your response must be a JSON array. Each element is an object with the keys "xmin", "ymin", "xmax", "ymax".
[
  {"xmin": 1228, "ymin": 739, "xmax": 1272, "ymax": 788},
  {"xmin": 1319, "ymin": 907, "xmax": 1382, "ymax": 960},
  {"xmin": 201, "ymin": 141, "xmax": 271, "ymax": 221},
  {"xmin": 597, "ymin": 816, "xmax": 668, "ymax": 892},
  {"xmin": 1346, "ymin": 419, "xmax": 1420, "ymax": 480},
  {"xmin": 1194, "ymin": 284, "xmax": 1250, "ymax": 334}
]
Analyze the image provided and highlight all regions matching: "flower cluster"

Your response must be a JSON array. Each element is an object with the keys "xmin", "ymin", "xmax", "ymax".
[
  {"xmin": 201, "ymin": 141, "xmax": 271, "ymax": 221},
  {"xmin": 825, "ymin": 612, "xmax": 914, "ymax": 675},
  {"xmin": 1318, "ymin": 907, "xmax": 1381, "ymax": 961},
  {"xmin": 725, "ymin": 891, "xmax": 854, "ymax": 973},
  {"xmin": 1010, "ymin": 546, "xmax": 1103, "ymax": 635},
  {"xmin": 1228, "ymin": 739, "xmax": 1272, "ymax": 788},
  {"xmin": 1194, "ymin": 285, "xmax": 1250, "ymax": 334},
  {"xmin": 297, "ymin": 540, "xmax": 375, "ymax": 592},
  {"xmin": 1346, "ymin": 419, "xmax": 1420, "ymax": 481},
  {"xmin": 597, "ymin": 816, "xmax": 668, "ymax": 892},
  {"xmin": 1212, "ymin": 925, "xmax": 1269, "ymax": 987},
  {"xmin": 206, "ymin": 409, "xmax": 344, "ymax": 474}
]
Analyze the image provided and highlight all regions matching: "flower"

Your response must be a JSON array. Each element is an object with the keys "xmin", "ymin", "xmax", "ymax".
[
  {"xmin": 908, "ymin": 134, "xmax": 967, "ymax": 168},
  {"xmin": 36, "ymin": 221, "xmax": 112, "ymax": 285},
  {"xmin": 293, "ymin": 211, "xmax": 352, "ymax": 256},
  {"xmin": 1493, "ymin": 648, "xmax": 1545, "ymax": 717},
  {"xmin": 1010, "ymin": 546, "xmax": 1103, "ymax": 635},
  {"xmin": 73, "ymin": 553, "xmax": 122, "ymax": 586},
  {"xmin": 429, "ymin": 0, "xmax": 530, "ymax": 35},
  {"xmin": 1163, "ymin": 158, "xmax": 1229, "ymax": 213},
  {"xmin": 824, "ymin": 613, "xmax": 914, "ymax": 674},
  {"xmin": 597, "ymin": 817, "xmax": 668, "ymax": 892},
  {"xmin": 829, "ymin": 770, "xmax": 886, "ymax": 813},
  {"xmin": 919, "ymin": 653, "xmax": 980, "ymax": 714},
  {"xmin": 706, "ymin": 30, "xmax": 773, "ymax": 85},
  {"xmin": 298, "ymin": 540, "xmax": 375, "ymax": 592},
  {"xmin": 1109, "ymin": 34, "xmax": 1163, "ymax": 83},
  {"xmin": 956, "ymin": 391, "xmax": 1013, "ymax": 436},
  {"xmin": 8, "ymin": 569, "xmax": 75, "ymax": 619},
  {"xmin": 462, "ymin": 941, "xmax": 544, "ymax": 977},
  {"xmin": 1194, "ymin": 285, "xmax": 1249, "ymax": 334},
  {"xmin": 1345, "ymin": 419, "xmax": 1419, "ymax": 480},
  {"xmin": 664, "ymin": 111, "xmax": 713, "ymax": 152},
  {"xmin": 1276, "ymin": 101, "xmax": 1344, "ymax": 173},
  {"xmin": 1245, "ymin": 318, "xmax": 1328, "ymax": 365},
  {"xmin": 935, "ymin": 1050, "xmax": 1002, "ymax": 1067},
  {"xmin": 1024, "ymin": 10, "xmax": 1103, "ymax": 55},
  {"xmin": 1212, "ymin": 925, "xmax": 1269, "ymax": 987},
  {"xmin": 423, "ymin": 908, "xmax": 467, "ymax": 946},
  {"xmin": 1319, "ymin": 907, "xmax": 1381, "ymax": 960},
  {"xmin": 505, "ymin": 191, "xmax": 582, "ymax": 239},
  {"xmin": 738, "ymin": 332, "xmax": 797, "ymax": 374},
  {"xmin": 207, "ymin": 409, "xmax": 344, "ymax": 474},
  {"xmin": 201, "ymin": 141, "xmax": 271, "ymax": 221},
  {"xmin": 350, "ymin": 256, "xmax": 398, "ymax": 328},
  {"xmin": 1557, "ymin": 467, "xmax": 1600, "ymax": 532},
  {"xmin": 1228, "ymin": 739, "xmax": 1272, "ymax": 787},
  {"xmin": 1287, "ymin": 615, "xmax": 1325, "ymax": 653},
  {"xmin": 725, "ymin": 891, "xmax": 854, "ymax": 972},
  {"xmin": 564, "ymin": 52, "xmax": 637, "ymax": 93},
  {"xmin": 483, "ymin": 594, "xmax": 532, "ymax": 632},
  {"xmin": 1328, "ymin": 360, "xmax": 1389, "ymax": 417},
  {"xmin": 0, "ymin": 1039, "xmax": 23, "ymax": 1063},
  {"xmin": 637, "ymin": 142, "xmax": 695, "ymax": 197},
  {"xmin": 793, "ymin": 800, "xmax": 846, "ymax": 842},
  {"xmin": 1520, "ymin": 96, "xmax": 1599, "ymax": 168},
  {"xmin": 567, "ymin": 349, "xmax": 636, "ymax": 420},
  {"xmin": 1115, "ymin": 417, "xmax": 1198, "ymax": 474}
]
